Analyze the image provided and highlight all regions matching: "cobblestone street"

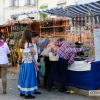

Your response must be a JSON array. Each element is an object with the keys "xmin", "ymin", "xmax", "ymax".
[{"xmin": 0, "ymin": 73, "xmax": 93, "ymax": 100}]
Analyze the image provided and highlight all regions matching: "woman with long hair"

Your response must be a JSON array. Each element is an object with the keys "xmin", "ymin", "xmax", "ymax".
[
  {"xmin": 18, "ymin": 30, "xmax": 39, "ymax": 99},
  {"xmin": 0, "ymin": 32, "xmax": 10, "ymax": 94}
]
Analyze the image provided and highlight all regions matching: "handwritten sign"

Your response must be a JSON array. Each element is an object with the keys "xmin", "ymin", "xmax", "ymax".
[{"xmin": 94, "ymin": 29, "xmax": 100, "ymax": 61}]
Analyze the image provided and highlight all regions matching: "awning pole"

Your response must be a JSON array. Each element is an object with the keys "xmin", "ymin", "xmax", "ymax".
[
  {"xmin": 6, "ymin": 26, "xmax": 10, "ymax": 37},
  {"xmin": 84, "ymin": 4, "xmax": 100, "ymax": 25}
]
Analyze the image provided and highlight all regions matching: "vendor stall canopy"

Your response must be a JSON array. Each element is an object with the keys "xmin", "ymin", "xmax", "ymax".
[{"xmin": 11, "ymin": 0, "xmax": 100, "ymax": 18}]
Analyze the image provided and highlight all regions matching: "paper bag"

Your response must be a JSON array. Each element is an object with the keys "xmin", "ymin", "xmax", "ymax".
[{"xmin": 49, "ymin": 52, "xmax": 59, "ymax": 61}]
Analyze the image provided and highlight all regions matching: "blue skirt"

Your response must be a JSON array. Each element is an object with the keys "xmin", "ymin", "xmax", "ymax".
[{"xmin": 18, "ymin": 61, "xmax": 38, "ymax": 94}]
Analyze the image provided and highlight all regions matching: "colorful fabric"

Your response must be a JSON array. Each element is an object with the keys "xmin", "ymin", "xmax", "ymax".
[
  {"xmin": 56, "ymin": 41, "xmax": 86, "ymax": 65},
  {"xmin": 0, "ymin": 40, "xmax": 4, "ymax": 46},
  {"xmin": 15, "ymin": 48, "xmax": 20, "ymax": 58},
  {"xmin": 54, "ymin": 41, "xmax": 65, "ymax": 47}
]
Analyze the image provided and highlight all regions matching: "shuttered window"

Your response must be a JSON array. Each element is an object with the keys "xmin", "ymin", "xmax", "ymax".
[
  {"xmin": 9, "ymin": 0, "xmax": 19, "ymax": 7},
  {"xmin": 25, "ymin": 0, "xmax": 35, "ymax": 6}
]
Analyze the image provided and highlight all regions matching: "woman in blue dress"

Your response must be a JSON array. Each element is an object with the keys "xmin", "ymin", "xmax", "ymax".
[{"xmin": 18, "ymin": 30, "xmax": 39, "ymax": 99}]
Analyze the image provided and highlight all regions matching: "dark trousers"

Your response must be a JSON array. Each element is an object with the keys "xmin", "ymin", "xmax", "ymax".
[
  {"xmin": 48, "ymin": 57, "xmax": 68, "ymax": 90},
  {"xmin": 37, "ymin": 66, "xmax": 41, "ymax": 86},
  {"xmin": 44, "ymin": 57, "xmax": 52, "ymax": 86}
]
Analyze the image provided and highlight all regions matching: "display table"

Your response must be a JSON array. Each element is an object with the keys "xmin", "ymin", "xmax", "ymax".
[{"xmin": 54, "ymin": 61, "xmax": 100, "ymax": 90}]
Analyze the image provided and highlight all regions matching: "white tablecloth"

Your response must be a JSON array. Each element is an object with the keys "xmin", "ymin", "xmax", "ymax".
[{"xmin": 68, "ymin": 61, "xmax": 91, "ymax": 71}]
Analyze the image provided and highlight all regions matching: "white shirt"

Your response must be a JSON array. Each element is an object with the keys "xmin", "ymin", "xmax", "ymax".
[
  {"xmin": 33, "ymin": 43, "xmax": 38, "ymax": 62},
  {"xmin": 0, "ymin": 42, "xmax": 10, "ymax": 64}
]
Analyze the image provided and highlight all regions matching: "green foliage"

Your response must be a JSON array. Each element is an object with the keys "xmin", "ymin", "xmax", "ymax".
[
  {"xmin": 13, "ymin": 32, "xmax": 21, "ymax": 45},
  {"xmin": 40, "ymin": 5, "xmax": 48, "ymax": 19}
]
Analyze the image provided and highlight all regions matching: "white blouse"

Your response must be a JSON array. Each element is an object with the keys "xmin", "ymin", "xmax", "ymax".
[{"xmin": 20, "ymin": 42, "xmax": 33, "ymax": 63}]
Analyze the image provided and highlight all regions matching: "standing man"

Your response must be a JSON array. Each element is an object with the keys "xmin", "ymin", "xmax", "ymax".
[
  {"xmin": 47, "ymin": 41, "xmax": 86, "ymax": 92},
  {"xmin": 31, "ymin": 32, "xmax": 41, "ymax": 94}
]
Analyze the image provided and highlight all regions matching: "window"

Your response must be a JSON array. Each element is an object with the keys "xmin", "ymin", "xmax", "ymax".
[
  {"xmin": 25, "ymin": 0, "xmax": 35, "ymax": 6},
  {"xmin": 19, "ymin": 0, "xmax": 25, "ymax": 6},
  {"xmin": 57, "ymin": 0, "xmax": 66, "ymax": 6},
  {"xmin": 9, "ymin": 0, "xmax": 19, "ymax": 7}
]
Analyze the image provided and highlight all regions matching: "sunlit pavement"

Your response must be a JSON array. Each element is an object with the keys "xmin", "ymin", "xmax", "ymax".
[{"xmin": 0, "ymin": 73, "xmax": 93, "ymax": 100}]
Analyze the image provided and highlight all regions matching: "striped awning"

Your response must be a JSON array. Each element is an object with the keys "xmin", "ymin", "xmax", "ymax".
[
  {"xmin": 11, "ymin": 0, "xmax": 100, "ymax": 18},
  {"xmin": 40, "ymin": 0, "xmax": 100, "ymax": 17}
]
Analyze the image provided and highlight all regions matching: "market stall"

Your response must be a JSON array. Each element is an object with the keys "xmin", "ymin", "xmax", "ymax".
[
  {"xmin": 54, "ymin": 61, "xmax": 100, "ymax": 90},
  {"xmin": 40, "ymin": 17, "xmax": 70, "ymax": 38},
  {"xmin": 40, "ymin": 0, "xmax": 100, "ymax": 90},
  {"xmin": 10, "ymin": 0, "xmax": 100, "ymax": 90},
  {"xmin": 0, "ymin": 18, "xmax": 40, "ymax": 67}
]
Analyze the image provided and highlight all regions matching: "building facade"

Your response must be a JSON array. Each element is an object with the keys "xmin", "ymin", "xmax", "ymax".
[
  {"xmin": 0, "ymin": 0, "xmax": 4, "ymax": 21},
  {"xmin": 4, "ymin": 0, "xmax": 37, "ymax": 20},
  {"xmin": 4, "ymin": 0, "xmax": 82, "ymax": 20}
]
